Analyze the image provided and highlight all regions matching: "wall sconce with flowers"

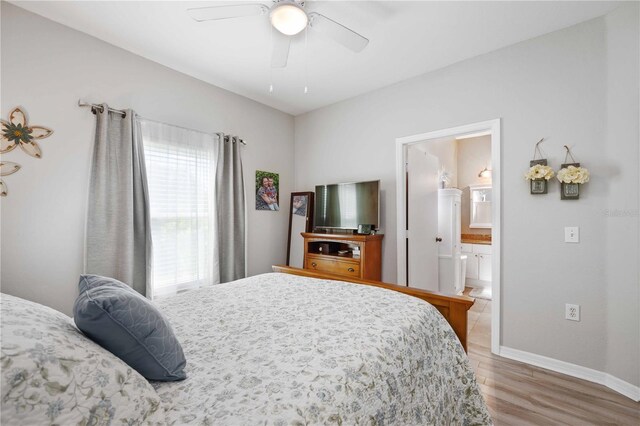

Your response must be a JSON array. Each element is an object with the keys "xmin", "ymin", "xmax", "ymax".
[
  {"xmin": 557, "ymin": 145, "xmax": 589, "ymax": 200},
  {"xmin": 525, "ymin": 138, "xmax": 554, "ymax": 194}
]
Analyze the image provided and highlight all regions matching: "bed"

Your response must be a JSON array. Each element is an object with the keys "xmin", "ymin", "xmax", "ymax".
[
  {"xmin": 152, "ymin": 270, "xmax": 490, "ymax": 424},
  {"xmin": 1, "ymin": 269, "xmax": 491, "ymax": 425}
]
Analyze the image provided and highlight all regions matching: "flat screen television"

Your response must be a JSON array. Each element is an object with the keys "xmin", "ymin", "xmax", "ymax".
[{"xmin": 314, "ymin": 180, "xmax": 380, "ymax": 230}]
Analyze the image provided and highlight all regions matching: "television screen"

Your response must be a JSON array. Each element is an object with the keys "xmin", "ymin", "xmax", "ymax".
[{"xmin": 314, "ymin": 180, "xmax": 379, "ymax": 230}]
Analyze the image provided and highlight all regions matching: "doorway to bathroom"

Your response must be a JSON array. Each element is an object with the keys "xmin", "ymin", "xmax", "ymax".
[{"xmin": 395, "ymin": 119, "xmax": 501, "ymax": 354}]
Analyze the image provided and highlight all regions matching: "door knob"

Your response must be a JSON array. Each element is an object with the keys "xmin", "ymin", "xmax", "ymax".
[{"xmin": 435, "ymin": 237, "xmax": 443, "ymax": 242}]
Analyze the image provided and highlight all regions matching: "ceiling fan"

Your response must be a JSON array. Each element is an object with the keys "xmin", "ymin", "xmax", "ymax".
[{"xmin": 187, "ymin": 1, "xmax": 369, "ymax": 68}]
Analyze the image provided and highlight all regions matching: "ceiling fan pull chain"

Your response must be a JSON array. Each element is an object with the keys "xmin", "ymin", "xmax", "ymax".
[
  {"xmin": 304, "ymin": 25, "xmax": 309, "ymax": 94},
  {"xmin": 269, "ymin": 25, "xmax": 274, "ymax": 94}
]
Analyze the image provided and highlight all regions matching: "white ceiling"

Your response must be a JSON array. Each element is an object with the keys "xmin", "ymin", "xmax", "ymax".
[{"xmin": 12, "ymin": 1, "xmax": 620, "ymax": 115}]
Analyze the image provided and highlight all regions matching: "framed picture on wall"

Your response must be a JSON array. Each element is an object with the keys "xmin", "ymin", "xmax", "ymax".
[{"xmin": 255, "ymin": 170, "xmax": 280, "ymax": 211}]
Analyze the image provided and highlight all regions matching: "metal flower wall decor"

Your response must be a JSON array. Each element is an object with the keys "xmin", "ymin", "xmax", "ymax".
[
  {"xmin": 1, "ymin": 107, "xmax": 53, "ymax": 158},
  {"xmin": 0, "ymin": 162, "xmax": 21, "ymax": 196},
  {"xmin": 0, "ymin": 107, "xmax": 53, "ymax": 196}
]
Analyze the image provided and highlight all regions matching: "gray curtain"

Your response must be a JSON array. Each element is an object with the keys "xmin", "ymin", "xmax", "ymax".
[
  {"xmin": 215, "ymin": 134, "xmax": 246, "ymax": 283},
  {"xmin": 86, "ymin": 105, "xmax": 152, "ymax": 297}
]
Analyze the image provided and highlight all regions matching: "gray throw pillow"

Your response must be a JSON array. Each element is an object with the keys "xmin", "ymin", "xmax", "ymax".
[{"xmin": 73, "ymin": 274, "xmax": 186, "ymax": 381}]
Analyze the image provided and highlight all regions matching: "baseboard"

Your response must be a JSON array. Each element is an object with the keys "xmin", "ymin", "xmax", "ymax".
[
  {"xmin": 601, "ymin": 373, "xmax": 640, "ymax": 402},
  {"xmin": 499, "ymin": 346, "xmax": 640, "ymax": 402}
]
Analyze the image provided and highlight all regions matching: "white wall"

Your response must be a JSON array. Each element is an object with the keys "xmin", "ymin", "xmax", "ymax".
[
  {"xmin": 415, "ymin": 137, "xmax": 458, "ymax": 188},
  {"xmin": 603, "ymin": 5, "xmax": 640, "ymax": 390},
  {"xmin": 0, "ymin": 3, "xmax": 294, "ymax": 315},
  {"xmin": 295, "ymin": 5, "xmax": 639, "ymax": 387},
  {"xmin": 457, "ymin": 136, "xmax": 492, "ymax": 235}
]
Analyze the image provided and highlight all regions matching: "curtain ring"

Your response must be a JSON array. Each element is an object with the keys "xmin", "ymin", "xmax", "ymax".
[{"xmin": 90, "ymin": 105, "xmax": 104, "ymax": 115}]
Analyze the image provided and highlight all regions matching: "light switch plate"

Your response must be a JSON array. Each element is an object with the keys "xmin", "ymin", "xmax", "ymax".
[{"xmin": 565, "ymin": 227, "xmax": 579, "ymax": 243}]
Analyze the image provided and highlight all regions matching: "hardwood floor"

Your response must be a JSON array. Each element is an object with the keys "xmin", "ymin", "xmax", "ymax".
[{"xmin": 465, "ymin": 292, "xmax": 640, "ymax": 425}]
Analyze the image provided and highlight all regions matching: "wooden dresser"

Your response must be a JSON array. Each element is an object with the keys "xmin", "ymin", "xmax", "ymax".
[{"xmin": 302, "ymin": 233, "xmax": 383, "ymax": 281}]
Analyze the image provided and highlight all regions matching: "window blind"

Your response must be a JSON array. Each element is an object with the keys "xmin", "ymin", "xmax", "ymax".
[{"xmin": 140, "ymin": 120, "xmax": 219, "ymax": 297}]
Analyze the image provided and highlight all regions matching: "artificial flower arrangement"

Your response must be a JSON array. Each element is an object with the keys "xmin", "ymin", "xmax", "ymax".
[
  {"xmin": 556, "ymin": 165, "xmax": 590, "ymax": 185},
  {"xmin": 556, "ymin": 145, "xmax": 588, "ymax": 200},
  {"xmin": 438, "ymin": 167, "xmax": 452, "ymax": 189},
  {"xmin": 526, "ymin": 138, "xmax": 553, "ymax": 194},
  {"xmin": 525, "ymin": 164, "xmax": 555, "ymax": 181},
  {"xmin": 525, "ymin": 141, "xmax": 590, "ymax": 199},
  {"xmin": 557, "ymin": 164, "xmax": 589, "ymax": 200},
  {"xmin": 525, "ymin": 163, "xmax": 554, "ymax": 194}
]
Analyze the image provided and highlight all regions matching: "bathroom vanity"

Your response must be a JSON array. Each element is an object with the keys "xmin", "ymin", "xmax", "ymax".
[
  {"xmin": 461, "ymin": 242, "xmax": 492, "ymax": 284},
  {"xmin": 464, "ymin": 185, "xmax": 492, "ymax": 293}
]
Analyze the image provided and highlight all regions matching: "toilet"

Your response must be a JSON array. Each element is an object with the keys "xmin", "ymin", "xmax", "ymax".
[{"xmin": 459, "ymin": 254, "xmax": 468, "ymax": 292}]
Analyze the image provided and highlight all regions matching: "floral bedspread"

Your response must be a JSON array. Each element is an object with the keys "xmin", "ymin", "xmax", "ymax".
[
  {"xmin": 1, "ymin": 294, "xmax": 164, "ymax": 426},
  {"xmin": 153, "ymin": 273, "xmax": 491, "ymax": 425}
]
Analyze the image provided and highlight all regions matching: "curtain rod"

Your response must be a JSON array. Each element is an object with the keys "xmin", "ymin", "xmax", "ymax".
[
  {"xmin": 139, "ymin": 117, "xmax": 246, "ymax": 146},
  {"xmin": 78, "ymin": 99, "xmax": 127, "ymax": 116},
  {"xmin": 77, "ymin": 99, "xmax": 247, "ymax": 145}
]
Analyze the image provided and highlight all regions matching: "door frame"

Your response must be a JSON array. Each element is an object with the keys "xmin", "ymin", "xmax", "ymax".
[{"xmin": 395, "ymin": 119, "xmax": 501, "ymax": 354}]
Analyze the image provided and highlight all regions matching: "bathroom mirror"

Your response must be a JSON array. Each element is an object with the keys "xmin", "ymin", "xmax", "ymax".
[
  {"xmin": 286, "ymin": 192, "xmax": 314, "ymax": 267},
  {"xmin": 469, "ymin": 184, "xmax": 492, "ymax": 228}
]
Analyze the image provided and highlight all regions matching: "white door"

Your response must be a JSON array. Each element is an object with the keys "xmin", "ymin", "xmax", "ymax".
[{"xmin": 406, "ymin": 146, "xmax": 439, "ymax": 291}]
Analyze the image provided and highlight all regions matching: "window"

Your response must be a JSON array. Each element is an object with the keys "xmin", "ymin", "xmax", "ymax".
[{"xmin": 140, "ymin": 120, "xmax": 219, "ymax": 297}]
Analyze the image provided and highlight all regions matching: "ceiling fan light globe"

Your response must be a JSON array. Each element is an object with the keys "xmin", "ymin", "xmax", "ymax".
[{"xmin": 270, "ymin": 3, "xmax": 308, "ymax": 36}]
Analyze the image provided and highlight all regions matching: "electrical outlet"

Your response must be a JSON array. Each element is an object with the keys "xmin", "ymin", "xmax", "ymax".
[{"xmin": 565, "ymin": 304, "xmax": 580, "ymax": 321}]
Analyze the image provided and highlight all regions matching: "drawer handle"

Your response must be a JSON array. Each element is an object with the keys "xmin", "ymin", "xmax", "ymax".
[
  {"xmin": 348, "ymin": 267, "xmax": 355, "ymax": 272},
  {"xmin": 436, "ymin": 237, "xmax": 442, "ymax": 242},
  {"xmin": 311, "ymin": 262, "xmax": 317, "ymax": 267}
]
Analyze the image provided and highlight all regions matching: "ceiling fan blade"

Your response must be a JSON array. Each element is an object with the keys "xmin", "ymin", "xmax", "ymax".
[
  {"xmin": 187, "ymin": 3, "xmax": 269, "ymax": 22},
  {"xmin": 271, "ymin": 32, "xmax": 291, "ymax": 68},
  {"xmin": 308, "ymin": 12, "xmax": 369, "ymax": 52}
]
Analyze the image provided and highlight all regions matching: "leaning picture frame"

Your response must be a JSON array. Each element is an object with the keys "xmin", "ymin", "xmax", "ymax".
[{"xmin": 286, "ymin": 191, "xmax": 314, "ymax": 268}]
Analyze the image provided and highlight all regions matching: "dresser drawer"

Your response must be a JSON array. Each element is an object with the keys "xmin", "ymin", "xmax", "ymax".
[{"xmin": 307, "ymin": 256, "xmax": 360, "ymax": 278}]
